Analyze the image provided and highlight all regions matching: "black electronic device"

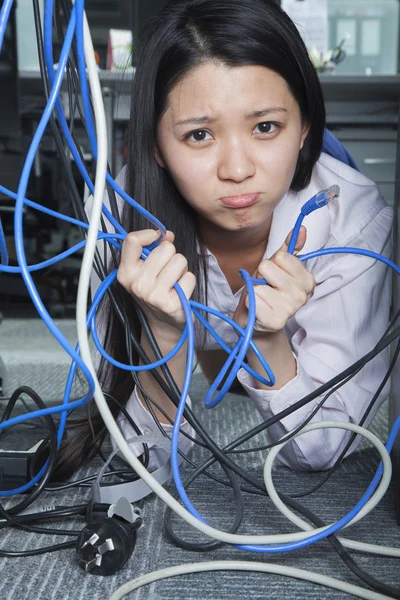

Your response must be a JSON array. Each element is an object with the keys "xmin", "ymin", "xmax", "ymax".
[
  {"xmin": 0, "ymin": 2, "xmax": 21, "ymax": 200},
  {"xmin": 0, "ymin": 2, "xmax": 20, "ymax": 139}
]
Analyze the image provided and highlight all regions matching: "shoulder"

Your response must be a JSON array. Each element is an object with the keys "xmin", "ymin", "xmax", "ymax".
[
  {"xmin": 310, "ymin": 153, "xmax": 393, "ymax": 246},
  {"xmin": 276, "ymin": 153, "xmax": 394, "ymax": 256}
]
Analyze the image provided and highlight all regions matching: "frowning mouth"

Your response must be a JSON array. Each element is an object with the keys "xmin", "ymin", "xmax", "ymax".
[{"xmin": 220, "ymin": 193, "xmax": 260, "ymax": 208}]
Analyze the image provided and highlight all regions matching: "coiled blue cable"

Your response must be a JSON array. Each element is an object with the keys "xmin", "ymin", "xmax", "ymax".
[
  {"xmin": 44, "ymin": 0, "xmax": 166, "ymax": 252},
  {"xmin": 170, "ymin": 189, "xmax": 400, "ymax": 552},
  {"xmin": 0, "ymin": 184, "xmax": 89, "ymax": 229},
  {"xmin": 0, "ymin": 233, "xmax": 123, "ymax": 274},
  {"xmin": 1, "ymin": 3, "xmax": 96, "ymax": 497},
  {"xmin": 2, "ymin": 0, "xmax": 399, "ymax": 554}
]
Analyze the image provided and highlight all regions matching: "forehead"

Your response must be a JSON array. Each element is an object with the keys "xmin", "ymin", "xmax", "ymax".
[{"xmin": 164, "ymin": 61, "xmax": 297, "ymax": 119}]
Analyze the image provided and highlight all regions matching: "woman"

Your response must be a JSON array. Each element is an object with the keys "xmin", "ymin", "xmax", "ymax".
[{"xmin": 56, "ymin": 0, "xmax": 392, "ymax": 478}]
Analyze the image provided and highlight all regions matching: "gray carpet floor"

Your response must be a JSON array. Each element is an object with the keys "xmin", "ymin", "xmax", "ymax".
[{"xmin": 0, "ymin": 371, "xmax": 399, "ymax": 600}]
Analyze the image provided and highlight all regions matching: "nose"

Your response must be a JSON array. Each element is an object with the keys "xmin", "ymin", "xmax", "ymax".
[{"xmin": 217, "ymin": 137, "xmax": 256, "ymax": 182}]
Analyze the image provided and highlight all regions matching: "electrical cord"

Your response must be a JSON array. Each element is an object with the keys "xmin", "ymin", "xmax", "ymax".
[
  {"xmin": 80, "ymin": 106, "xmax": 400, "ymax": 553},
  {"xmin": 229, "ymin": 306, "xmax": 400, "ymax": 457},
  {"xmin": 1, "ymin": 0, "xmax": 398, "ymax": 584},
  {"xmin": 0, "ymin": 540, "xmax": 77, "ymax": 558},
  {"xmin": 45, "ymin": 470, "xmax": 141, "ymax": 492},
  {"xmin": 290, "ymin": 335, "xmax": 400, "ymax": 499},
  {"xmin": 164, "ymin": 461, "xmax": 245, "ymax": 552},
  {"xmin": 108, "ymin": 561, "xmax": 396, "ymax": 600}
]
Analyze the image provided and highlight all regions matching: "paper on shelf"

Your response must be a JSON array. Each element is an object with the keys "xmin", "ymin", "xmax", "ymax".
[{"xmin": 281, "ymin": 0, "xmax": 329, "ymax": 55}]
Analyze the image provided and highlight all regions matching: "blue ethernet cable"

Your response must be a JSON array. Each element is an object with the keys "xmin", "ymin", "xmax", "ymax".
[
  {"xmin": 0, "ymin": 184, "xmax": 89, "ymax": 230},
  {"xmin": 191, "ymin": 305, "xmax": 275, "ymax": 385},
  {"xmin": 0, "ymin": 233, "xmax": 123, "ymax": 274},
  {"xmin": 42, "ymin": 0, "xmax": 124, "ymax": 237},
  {"xmin": 207, "ymin": 187, "xmax": 339, "ymax": 403},
  {"xmin": 2, "ymin": 0, "xmax": 398, "ymax": 551},
  {"xmin": 0, "ymin": 269, "xmax": 118, "ymax": 496},
  {"xmin": 73, "ymin": 0, "xmax": 163, "ymax": 255},
  {"xmin": 169, "ymin": 192, "xmax": 400, "ymax": 553},
  {"xmin": 90, "ymin": 281, "xmax": 189, "ymax": 371},
  {"xmin": 0, "ymin": 0, "xmax": 13, "ymax": 53},
  {"xmin": 3, "ymin": 4, "xmax": 96, "ymax": 496},
  {"xmin": 201, "ymin": 269, "xmax": 258, "ymax": 408},
  {"xmin": 43, "ymin": 0, "xmax": 166, "ymax": 252},
  {"xmin": 170, "ymin": 268, "xmax": 257, "ymax": 524},
  {"xmin": 0, "ymin": 216, "xmax": 8, "ymax": 266},
  {"xmin": 171, "ymin": 248, "xmax": 400, "ymax": 552}
]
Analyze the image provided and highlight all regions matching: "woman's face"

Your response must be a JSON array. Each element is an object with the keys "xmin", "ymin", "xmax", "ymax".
[{"xmin": 156, "ymin": 61, "xmax": 309, "ymax": 237}]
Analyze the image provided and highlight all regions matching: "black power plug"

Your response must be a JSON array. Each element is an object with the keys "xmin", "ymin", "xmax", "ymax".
[{"xmin": 76, "ymin": 500, "xmax": 142, "ymax": 575}]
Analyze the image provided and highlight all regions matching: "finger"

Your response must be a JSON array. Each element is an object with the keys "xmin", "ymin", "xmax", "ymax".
[
  {"xmin": 119, "ymin": 230, "xmax": 160, "ymax": 280},
  {"xmin": 152, "ymin": 253, "xmax": 189, "ymax": 294},
  {"xmin": 270, "ymin": 249, "xmax": 311, "ymax": 280},
  {"xmin": 259, "ymin": 257, "xmax": 315, "ymax": 296},
  {"xmin": 118, "ymin": 231, "xmax": 175, "ymax": 292},
  {"xmin": 249, "ymin": 284, "xmax": 281, "ymax": 310},
  {"xmin": 257, "ymin": 259, "xmax": 294, "ymax": 290},
  {"xmin": 245, "ymin": 287, "xmax": 294, "ymax": 331},
  {"xmin": 141, "ymin": 240, "xmax": 177, "ymax": 279},
  {"xmin": 280, "ymin": 225, "xmax": 307, "ymax": 255},
  {"xmin": 164, "ymin": 230, "xmax": 175, "ymax": 244},
  {"xmin": 174, "ymin": 270, "xmax": 197, "ymax": 302}
]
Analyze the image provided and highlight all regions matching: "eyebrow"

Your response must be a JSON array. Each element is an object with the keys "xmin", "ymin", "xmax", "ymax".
[{"xmin": 174, "ymin": 107, "xmax": 288, "ymax": 128}]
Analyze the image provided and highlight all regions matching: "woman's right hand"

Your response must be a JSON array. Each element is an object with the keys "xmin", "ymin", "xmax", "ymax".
[{"xmin": 117, "ymin": 229, "xmax": 196, "ymax": 339}]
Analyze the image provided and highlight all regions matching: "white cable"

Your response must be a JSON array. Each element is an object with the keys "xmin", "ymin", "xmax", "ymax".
[
  {"xmin": 107, "ymin": 561, "xmax": 394, "ymax": 600},
  {"xmin": 74, "ymin": 3, "xmax": 400, "ymax": 557},
  {"xmin": 264, "ymin": 422, "xmax": 400, "ymax": 557}
]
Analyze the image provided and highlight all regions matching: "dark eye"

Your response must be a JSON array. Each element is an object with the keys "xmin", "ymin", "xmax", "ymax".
[
  {"xmin": 186, "ymin": 130, "xmax": 211, "ymax": 142},
  {"xmin": 255, "ymin": 122, "xmax": 278, "ymax": 135}
]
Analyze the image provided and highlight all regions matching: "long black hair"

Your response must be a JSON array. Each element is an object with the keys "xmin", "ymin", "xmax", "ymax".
[{"xmin": 54, "ymin": 0, "xmax": 326, "ymax": 479}]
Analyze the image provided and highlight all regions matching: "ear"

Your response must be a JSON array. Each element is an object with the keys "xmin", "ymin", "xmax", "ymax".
[
  {"xmin": 154, "ymin": 146, "xmax": 166, "ymax": 169},
  {"xmin": 299, "ymin": 120, "xmax": 311, "ymax": 151}
]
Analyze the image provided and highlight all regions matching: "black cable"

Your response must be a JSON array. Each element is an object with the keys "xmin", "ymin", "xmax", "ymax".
[
  {"xmin": 290, "ymin": 334, "xmax": 400, "ymax": 499},
  {"xmin": 35, "ymin": 0, "xmax": 156, "ymax": 478},
  {"xmin": 85, "ymin": 390, "xmax": 150, "ymax": 480},
  {"xmin": 36, "ymin": 1, "xmax": 400, "ymax": 584},
  {"xmin": 3, "ymin": 523, "xmax": 80, "ymax": 537},
  {"xmin": 229, "ymin": 312, "xmax": 398, "ymax": 457},
  {"xmin": 103, "ymin": 391, "xmax": 150, "ymax": 471},
  {"xmin": 123, "ymin": 317, "xmax": 247, "ymax": 493},
  {"xmin": 0, "ymin": 505, "xmax": 87, "ymax": 530},
  {"xmin": 146, "ymin": 320, "xmax": 400, "ymax": 541},
  {"xmin": 45, "ymin": 470, "xmax": 139, "ymax": 492},
  {"xmin": 292, "ymin": 503, "xmax": 400, "ymax": 598},
  {"xmin": 136, "ymin": 289, "xmax": 400, "ymax": 495},
  {"xmin": 0, "ymin": 541, "xmax": 76, "ymax": 558},
  {"xmin": 164, "ymin": 462, "xmax": 244, "ymax": 552}
]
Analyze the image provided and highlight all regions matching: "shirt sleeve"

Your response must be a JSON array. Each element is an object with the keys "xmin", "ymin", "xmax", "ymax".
[
  {"xmin": 237, "ymin": 204, "xmax": 393, "ymax": 471},
  {"xmin": 113, "ymin": 386, "xmax": 196, "ymax": 471}
]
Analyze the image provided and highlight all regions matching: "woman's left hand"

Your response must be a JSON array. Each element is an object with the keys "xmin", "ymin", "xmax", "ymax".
[{"xmin": 233, "ymin": 226, "xmax": 316, "ymax": 336}]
